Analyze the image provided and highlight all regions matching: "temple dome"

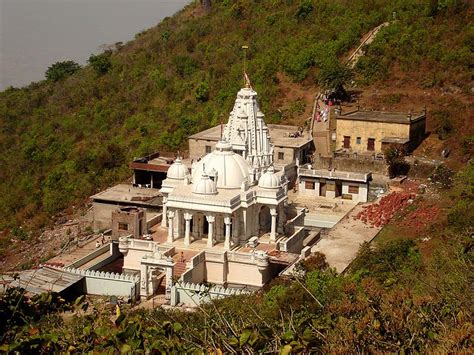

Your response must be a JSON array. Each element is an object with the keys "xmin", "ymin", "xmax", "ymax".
[
  {"xmin": 167, "ymin": 157, "xmax": 188, "ymax": 180},
  {"xmin": 192, "ymin": 141, "xmax": 251, "ymax": 189},
  {"xmin": 193, "ymin": 173, "xmax": 218, "ymax": 195},
  {"xmin": 258, "ymin": 166, "xmax": 280, "ymax": 189}
]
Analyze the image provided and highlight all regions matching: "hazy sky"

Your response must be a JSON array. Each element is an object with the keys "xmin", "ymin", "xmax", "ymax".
[{"xmin": 0, "ymin": 0, "xmax": 189, "ymax": 90}]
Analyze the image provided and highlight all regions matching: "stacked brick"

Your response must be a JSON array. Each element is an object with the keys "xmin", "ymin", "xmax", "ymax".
[{"xmin": 355, "ymin": 192, "xmax": 416, "ymax": 228}]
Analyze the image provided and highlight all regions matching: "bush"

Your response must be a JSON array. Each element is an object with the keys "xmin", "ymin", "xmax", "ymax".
[
  {"xmin": 433, "ymin": 110, "xmax": 454, "ymax": 140},
  {"xmin": 195, "ymin": 81, "xmax": 210, "ymax": 102},
  {"xmin": 88, "ymin": 51, "xmax": 112, "ymax": 75},
  {"xmin": 429, "ymin": 164, "xmax": 454, "ymax": 189},
  {"xmin": 351, "ymin": 239, "xmax": 421, "ymax": 281},
  {"xmin": 384, "ymin": 144, "xmax": 410, "ymax": 178},
  {"xmin": 45, "ymin": 61, "xmax": 81, "ymax": 82}
]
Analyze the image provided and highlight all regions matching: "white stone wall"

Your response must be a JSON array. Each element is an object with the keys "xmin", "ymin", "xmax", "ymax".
[{"xmin": 170, "ymin": 282, "xmax": 250, "ymax": 306}]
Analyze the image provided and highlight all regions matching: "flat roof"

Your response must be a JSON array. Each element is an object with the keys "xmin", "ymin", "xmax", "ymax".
[
  {"xmin": 299, "ymin": 166, "xmax": 371, "ymax": 183},
  {"xmin": 336, "ymin": 110, "xmax": 425, "ymax": 124},
  {"xmin": 91, "ymin": 184, "xmax": 162, "ymax": 205},
  {"xmin": 188, "ymin": 124, "xmax": 312, "ymax": 149},
  {"xmin": 5, "ymin": 266, "xmax": 84, "ymax": 295}
]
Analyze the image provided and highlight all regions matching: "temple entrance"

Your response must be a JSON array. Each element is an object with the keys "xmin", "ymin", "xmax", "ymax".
[
  {"xmin": 192, "ymin": 213, "xmax": 207, "ymax": 239},
  {"xmin": 259, "ymin": 206, "xmax": 271, "ymax": 234}
]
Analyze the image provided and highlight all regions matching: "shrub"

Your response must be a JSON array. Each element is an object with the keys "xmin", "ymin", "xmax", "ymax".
[
  {"xmin": 195, "ymin": 81, "xmax": 210, "ymax": 102},
  {"xmin": 433, "ymin": 110, "xmax": 454, "ymax": 140},
  {"xmin": 384, "ymin": 144, "xmax": 410, "ymax": 178},
  {"xmin": 45, "ymin": 61, "xmax": 81, "ymax": 82},
  {"xmin": 88, "ymin": 51, "xmax": 112, "ymax": 75},
  {"xmin": 351, "ymin": 239, "xmax": 421, "ymax": 281},
  {"xmin": 295, "ymin": 0, "xmax": 314, "ymax": 20},
  {"xmin": 429, "ymin": 164, "xmax": 454, "ymax": 189}
]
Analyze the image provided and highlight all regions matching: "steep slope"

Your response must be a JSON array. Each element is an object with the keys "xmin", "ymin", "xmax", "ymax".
[{"xmin": 0, "ymin": 0, "xmax": 472, "ymax": 238}]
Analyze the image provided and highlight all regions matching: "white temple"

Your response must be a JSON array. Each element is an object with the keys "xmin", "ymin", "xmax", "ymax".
[{"xmin": 119, "ymin": 85, "xmax": 307, "ymax": 298}]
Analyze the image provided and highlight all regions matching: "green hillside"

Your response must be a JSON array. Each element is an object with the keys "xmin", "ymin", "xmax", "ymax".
[
  {"xmin": 0, "ymin": 1, "xmax": 473, "ymax": 352},
  {"xmin": 0, "ymin": 1, "xmax": 472, "ymax": 234}
]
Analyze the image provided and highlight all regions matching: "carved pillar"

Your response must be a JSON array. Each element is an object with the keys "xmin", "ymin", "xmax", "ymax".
[
  {"xmin": 224, "ymin": 216, "xmax": 232, "ymax": 250},
  {"xmin": 270, "ymin": 207, "xmax": 277, "ymax": 242},
  {"xmin": 165, "ymin": 257, "xmax": 174, "ymax": 300},
  {"xmin": 206, "ymin": 215, "xmax": 215, "ymax": 248},
  {"xmin": 161, "ymin": 197, "xmax": 167, "ymax": 227},
  {"xmin": 184, "ymin": 212, "xmax": 193, "ymax": 246},
  {"xmin": 167, "ymin": 210, "xmax": 175, "ymax": 244}
]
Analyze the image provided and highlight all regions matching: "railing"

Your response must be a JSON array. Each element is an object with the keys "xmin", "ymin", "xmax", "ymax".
[
  {"xmin": 279, "ymin": 227, "xmax": 306, "ymax": 253},
  {"xmin": 227, "ymin": 251, "xmax": 254, "ymax": 263},
  {"xmin": 171, "ymin": 281, "xmax": 251, "ymax": 306},
  {"xmin": 127, "ymin": 239, "xmax": 172, "ymax": 254},
  {"xmin": 299, "ymin": 165, "xmax": 370, "ymax": 182},
  {"xmin": 67, "ymin": 243, "xmax": 110, "ymax": 269},
  {"xmin": 204, "ymin": 250, "xmax": 226, "ymax": 262}
]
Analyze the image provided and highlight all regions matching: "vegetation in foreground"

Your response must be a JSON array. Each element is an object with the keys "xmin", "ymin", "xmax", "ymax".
[
  {"xmin": 0, "ymin": 0, "xmax": 472, "ymax": 239},
  {"xmin": 1, "ymin": 162, "xmax": 472, "ymax": 352}
]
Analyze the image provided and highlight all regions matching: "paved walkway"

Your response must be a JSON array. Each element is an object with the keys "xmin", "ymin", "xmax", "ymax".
[{"xmin": 311, "ymin": 203, "xmax": 382, "ymax": 273}]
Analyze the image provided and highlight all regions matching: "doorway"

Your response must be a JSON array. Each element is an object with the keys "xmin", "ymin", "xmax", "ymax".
[
  {"xmin": 343, "ymin": 136, "xmax": 351, "ymax": 149},
  {"xmin": 319, "ymin": 182, "xmax": 327, "ymax": 197}
]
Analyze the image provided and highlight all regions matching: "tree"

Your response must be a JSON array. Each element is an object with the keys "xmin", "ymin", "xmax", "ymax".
[
  {"xmin": 384, "ymin": 144, "xmax": 410, "ymax": 178},
  {"xmin": 318, "ymin": 58, "xmax": 352, "ymax": 93},
  {"xmin": 195, "ymin": 81, "xmax": 210, "ymax": 102},
  {"xmin": 88, "ymin": 51, "xmax": 112, "ymax": 75},
  {"xmin": 45, "ymin": 61, "xmax": 80, "ymax": 82}
]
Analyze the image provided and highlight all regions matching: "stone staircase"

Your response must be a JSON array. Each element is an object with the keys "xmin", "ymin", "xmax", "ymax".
[{"xmin": 157, "ymin": 260, "xmax": 187, "ymax": 291}]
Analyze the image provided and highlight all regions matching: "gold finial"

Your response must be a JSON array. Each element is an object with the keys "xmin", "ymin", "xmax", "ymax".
[{"xmin": 242, "ymin": 45, "xmax": 249, "ymax": 88}]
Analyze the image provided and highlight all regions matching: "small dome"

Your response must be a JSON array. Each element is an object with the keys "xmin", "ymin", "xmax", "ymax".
[
  {"xmin": 258, "ymin": 166, "xmax": 280, "ymax": 189},
  {"xmin": 193, "ymin": 173, "xmax": 218, "ymax": 195},
  {"xmin": 167, "ymin": 157, "xmax": 188, "ymax": 180},
  {"xmin": 192, "ymin": 140, "xmax": 251, "ymax": 189}
]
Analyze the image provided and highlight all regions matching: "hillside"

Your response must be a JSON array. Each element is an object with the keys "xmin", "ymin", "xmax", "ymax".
[
  {"xmin": 0, "ymin": 1, "xmax": 472, "ymax": 245},
  {"xmin": 0, "ymin": 1, "xmax": 473, "ymax": 352}
]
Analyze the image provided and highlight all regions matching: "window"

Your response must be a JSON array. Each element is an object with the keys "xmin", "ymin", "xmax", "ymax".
[
  {"xmin": 205, "ymin": 145, "xmax": 212, "ymax": 154},
  {"xmin": 278, "ymin": 152, "xmax": 284, "ymax": 160},
  {"xmin": 305, "ymin": 181, "xmax": 315, "ymax": 190},
  {"xmin": 356, "ymin": 137, "xmax": 361, "ymax": 144},
  {"xmin": 118, "ymin": 222, "xmax": 129, "ymax": 231},
  {"xmin": 348, "ymin": 185, "xmax": 359, "ymax": 194}
]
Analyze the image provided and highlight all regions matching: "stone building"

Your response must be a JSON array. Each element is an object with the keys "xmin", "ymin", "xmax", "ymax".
[
  {"xmin": 297, "ymin": 165, "xmax": 371, "ymax": 203},
  {"xmin": 334, "ymin": 109, "xmax": 426, "ymax": 155},
  {"xmin": 111, "ymin": 207, "xmax": 147, "ymax": 240}
]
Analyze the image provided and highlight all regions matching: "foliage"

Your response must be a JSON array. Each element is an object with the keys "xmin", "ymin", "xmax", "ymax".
[
  {"xmin": 429, "ymin": 164, "xmax": 455, "ymax": 189},
  {"xmin": 88, "ymin": 51, "xmax": 112, "ymax": 75},
  {"xmin": 0, "ymin": 0, "xmax": 472, "ymax": 238},
  {"xmin": 433, "ymin": 109, "xmax": 454, "ymax": 140},
  {"xmin": 45, "ymin": 61, "xmax": 80, "ymax": 82},
  {"xmin": 384, "ymin": 144, "xmax": 410, "ymax": 178},
  {"xmin": 195, "ymin": 80, "xmax": 210, "ymax": 102}
]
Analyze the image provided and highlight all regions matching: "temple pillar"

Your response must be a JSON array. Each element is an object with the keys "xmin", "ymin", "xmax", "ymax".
[
  {"xmin": 206, "ymin": 215, "xmax": 215, "ymax": 248},
  {"xmin": 184, "ymin": 212, "xmax": 193, "ymax": 246},
  {"xmin": 224, "ymin": 216, "xmax": 232, "ymax": 250},
  {"xmin": 270, "ymin": 207, "xmax": 277, "ymax": 242},
  {"xmin": 161, "ymin": 197, "xmax": 167, "ymax": 228},
  {"xmin": 167, "ymin": 210, "xmax": 175, "ymax": 244}
]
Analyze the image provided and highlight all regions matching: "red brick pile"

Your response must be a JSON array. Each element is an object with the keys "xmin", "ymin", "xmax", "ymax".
[{"xmin": 355, "ymin": 192, "xmax": 416, "ymax": 228}]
